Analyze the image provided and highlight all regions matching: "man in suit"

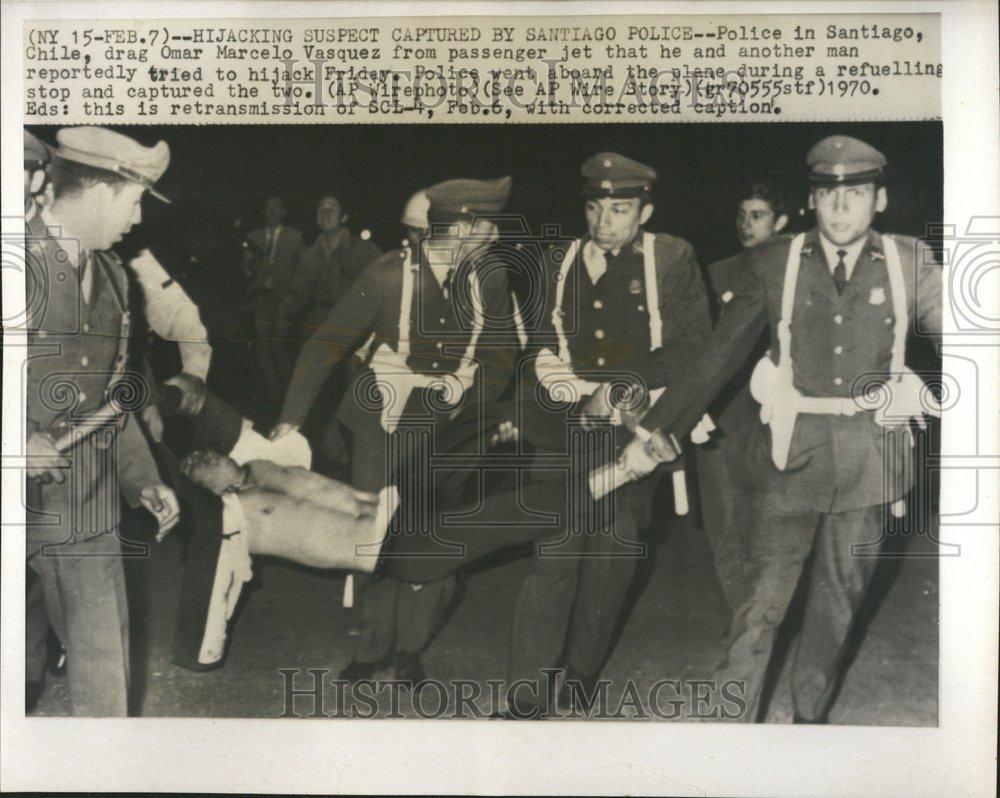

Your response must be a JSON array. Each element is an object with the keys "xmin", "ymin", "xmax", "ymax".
[
  {"xmin": 244, "ymin": 195, "xmax": 304, "ymax": 403},
  {"xmin": 698, "ymin": 182, "xmax": 790, "ymax": 613},
  {"xmin": 23, "ymin": 126, "xmax": 181, "ymax": 715},
  {"xmin": 272, "ymin": 177, "xmax": 517, "ymax": 685},
  {"xmin": 624, "ymin": 135, "xmax": 942, "ymax": 723},
  {"xmin": 503, "ymin": 152, "xmax": 712, "ymax": 715}
]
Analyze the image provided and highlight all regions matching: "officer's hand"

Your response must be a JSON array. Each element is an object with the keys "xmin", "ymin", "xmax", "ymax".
[
  {"xmin": 490, "ymin": 420, "xmax": 519, "ymax": 447},
  {"xmin": 645, "ymin": 429, "xmax": 680, "ymax": 463},
  {"xmin": 618, "ymin": 437, "xmax": 658, "ymax": 482},
  {"xmin": 141, "ymin": 404, "xmax": 164, "ymax": 442},
  {"xmin": 140, "ymin": 484, "xmax": 181, "ymax": 541},
  {"xmin": 581, "ymin": 385, "xmax": 615, "ymax": 423},
  {"xmin": 165, "ymin": 372, "xmax": 207, "ymax": 416},
  {"xmin": 269, "ymin": 422, "xmax": 299, "ymax": 441},
  {"xmin": 26, "ymin": 430, "xmax": 66, "ymax": 484}
]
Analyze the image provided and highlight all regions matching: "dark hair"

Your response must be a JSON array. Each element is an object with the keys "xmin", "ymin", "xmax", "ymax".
[
  {"xmin": 740, "ymin": 181, "xmax": 789, "ymax": 218},
  {"xmin": 48, "ymin": 157, "xmax": 132, "ymax": 200},
  {"xmin": 317, "ymin": 191, "xmax": 348, "ymax": 216}
]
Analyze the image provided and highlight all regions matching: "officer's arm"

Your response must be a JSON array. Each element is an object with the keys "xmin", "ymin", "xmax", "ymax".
[
  {"xmin": 635, "ymin": 240, "xmax": 712, "ymax": 388},
  {"xmin": 279, "ymin": 264, "xmax": 382, "ymax": 427},
  {"xmin": 639, "ymin": 262, "xmax": 768, "ymax": 437},
  {"xmin": 116, "ymin": 412, "xmax": 165, "ymax": 507},
  {"xmin": 913, "ymin": 239, "xmax": 943, "ymax": 339}
]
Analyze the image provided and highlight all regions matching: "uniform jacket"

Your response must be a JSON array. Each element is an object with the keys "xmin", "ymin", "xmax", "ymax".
[
  {"xmin": 281, "ymin": 246, "xmax": 516, "ymax": 434},
  {"xmin": 245, "ymin": 224, "xmax": 304, "ymax": 299},
  {"xmin": 285, "ymin": 231, "xmax": 382, "ymax": 314},
  {"xmin": 24, "ymin": 212, "xmax": 162, "ymax": 542},
  {"xmin": 520, "ymin": 230, "xmax": 711, "ymax": 454},
  {"xmin": 642, "ymin": 227, "xmax": 943, "ymax": 512},
  {"xmin": 704, "ymin": 250, "xmax": 768, "ymax": 451}
]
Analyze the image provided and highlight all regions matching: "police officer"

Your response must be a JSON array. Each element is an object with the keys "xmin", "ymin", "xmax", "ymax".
[
  {"xmin": 273, "ymin": 177, "xmax": 516, "ymax": 684},
  {"xmin": 508, "ymin": 153, "xmax": 712, "ymax": 713},
  {"xmin": 23, "ymin": 126, "xmax": 181, "ymax": 715},
  {"xmin": 626, "ymin": 135, "xmax": 943, "ymax": 723},
  {"xmin": 697, "ymin": 182, "xmax": 790, "ymax": 613}
]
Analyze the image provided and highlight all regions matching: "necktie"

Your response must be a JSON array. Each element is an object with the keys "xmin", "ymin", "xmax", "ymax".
[
  {"xmin": 442, "ymin": 267, "xmax": 454, "ymax": 299},
  {"xmin": 833, "ymin": 249, "xmax": 848, "ymax": 295}
]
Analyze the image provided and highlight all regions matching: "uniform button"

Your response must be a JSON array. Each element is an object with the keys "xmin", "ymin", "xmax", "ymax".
[
  {"xmin": 885, "ymin": 317, "xmax": 893, "ymax": 325},
  {"xmin": 439, "ymin": 317, "xmax": 447, "ymax": 325},
  {"xmin": 596, "ymin": 357, "xmax": 606, "ymax": 366},
  {"xmin": 79, "ymin": 391, "xmax": 88, "ymax": 402},
  {"xmin": 833, "ymin": 377, "xmax": 843, "ymax": 386},
  {"xmin": 83, "ymin": 323, "xmax": 90, "ymax": 332},
  {"xmin": 81, "ymin": 355, "xmax": 89, "ymax": 366},
  {"xmin": 637, "ymin": 304, "xmax": 645, "ymax": 312},
  {"xmin": 833, "ymin": 314, "xmax": 843, "ymax": 324},
  {"xmin": 594, "ymin": 329, "xmax": 605, "ymax": 340},
  {"xmin": 436, "ymin": 341, "xmax": 443, "ymax": 349},
  {"xmin": 834, "ymin": 346, "xmax": 843, "ymax": 355},
  {"xmin": 593, "ymin": 299, "xmax": 603, "ymax": 310},
  {"xmin": 431, "ymin": 361, "xmax": 439, "ymax": 369}
]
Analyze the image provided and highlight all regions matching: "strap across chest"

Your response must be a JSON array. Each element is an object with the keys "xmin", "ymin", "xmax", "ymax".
[{"xmin": 553, "ymin": 232, "xmax": 662, "ymax": 366}]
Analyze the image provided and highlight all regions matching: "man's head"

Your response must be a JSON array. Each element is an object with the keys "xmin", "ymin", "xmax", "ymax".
[
  {"xmin": 425, "ymin": 177, "xmax": 511, "ymax": 248},
  {"xmin": 264, "ymin": 196, "xmax": 286, "ymax": 228},
  {"xmin": 180, "ymin": 450, "xmax": 244, "ymax": 495},
  {"xmin": 316, "ymin": 193, "xmax": 347, "ymax": 234},
  {"xmin": 47, "ymin": 127, "xmax": 170, "ymax": 251},
  {"xmin": 806, "ymin": 135, "xmax": 888, "ymax": 247},
  {"xmin": 401, "ymin": 189, "xmax": 430, "ymax": 250},
  {"xmin": 580, "ymin": 152, "xmax": 657, "ymax": 252},
  {"xmin": 737, "ymin": 182, "xmax": 789, "ymax": 249}
]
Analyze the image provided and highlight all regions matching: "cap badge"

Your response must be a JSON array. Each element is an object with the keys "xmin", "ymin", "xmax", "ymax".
[
  {"xmin": 603, "ymin": 158, "xmax": 612, "ymax": 168},
  {"xmin": 601, "ymin": 179, "xmax": 612, "ymax": 190},
  {"xmin": 833, "ymin": 164, "xmax": 846, "ymax": 177}
]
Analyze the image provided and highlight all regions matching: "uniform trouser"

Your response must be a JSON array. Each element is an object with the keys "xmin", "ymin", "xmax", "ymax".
[
  {"xmin": 714, "ymin": 502, "xmax": 883, "ymax": 722},
  {"xmin": 507, "ymin": 476, "xmax": 657, "ymax": 704},
  {"xmin": 696, "ymin": 442, "xmax": 752, "ymax": 612},
  {"xmin": 347, "ymin": 402, "xmax": 479, "ymax": 665},
  {"xmin": 26, "ymin": 532, "xmax": 130, "ymax": 716}
]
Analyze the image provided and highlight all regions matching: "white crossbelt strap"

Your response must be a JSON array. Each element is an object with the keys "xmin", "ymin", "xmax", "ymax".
[{"xmin": 370, "ymin": 248, "xmax": 485, "ymax": 432}]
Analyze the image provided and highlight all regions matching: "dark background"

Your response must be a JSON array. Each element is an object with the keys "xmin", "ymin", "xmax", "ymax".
[{"xmin": 29, "ymin": 121, "xmax": 942, "ymax": 273}]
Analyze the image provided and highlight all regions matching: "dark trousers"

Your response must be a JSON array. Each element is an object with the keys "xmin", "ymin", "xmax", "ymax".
[
  {"xmin": 26, "ymin": 531, "xmax": 130, "ymax": 716},
  {"xmin": 696, "ymin": 441, "xmax": 752, "ymax": 612},
  {"xmin": 251, "ymin": 291, "xmax": 289, "ymax": 404},
  {"xmin": 507, "ymin": 475, "xmax": 658, "ymax": 701},
  {"xmin": 714, "ymin": 502, "xmax": 883, "ymax": 722},
  {"xmin": 25, "ymin": 568, "xmax": 49, "ymax": 686}
]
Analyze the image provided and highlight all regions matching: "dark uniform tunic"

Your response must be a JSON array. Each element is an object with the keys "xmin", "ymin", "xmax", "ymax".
[
  {"xmin": 641, "ymin": 227, "xmax": 942, "ymax": 721},
  {"xmin": 23, "ymin": 211, "xmax": 162, "ymax": 715}
]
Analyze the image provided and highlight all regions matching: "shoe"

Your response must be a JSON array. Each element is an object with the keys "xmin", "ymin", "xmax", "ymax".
[
  {"xmin": 338, "ymin": 656, "xmax": 391, "ymax": 684},
  {"xmin": 557, "ymin": 668, "xmax": 599, "ymax": 713},
  {"xmin": 25, "ymin": 680, "xmax": 44, "ymax": 713},
  {"xmin": 394, "ymin": 651, "xmax": 426, "ymax": 687}
]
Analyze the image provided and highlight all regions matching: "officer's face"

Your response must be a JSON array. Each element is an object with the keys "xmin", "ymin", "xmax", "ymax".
[
  {"xmin": 810, "ymin": 183, "xmax": 888, "ymax": 246},
  {"xmin": 181, "ymin": 450, "xmax": 243, "ymax": 495},
  {"xmin": 737, "ymin": 198, "xmax": 786, "ymax": 249},
  {"xmin": 316, "ymin": 197, "xmax": 345, "ymax": 233},
  {"xmin": 585, "ymin": 197, "xmax": 654, "ymax": 252},
  {"xmin": 82, "ymin": 181, "xmax": 145, "ymax": 250}
]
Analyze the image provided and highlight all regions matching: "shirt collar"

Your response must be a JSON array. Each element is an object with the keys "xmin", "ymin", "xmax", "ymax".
[
  {"xmin": 421, "ymin": 241, "xmax": 456, "ymax": 289},
  {"xmin": 818, "ymin": 232, "xmax": 867, "ymax": 280}
]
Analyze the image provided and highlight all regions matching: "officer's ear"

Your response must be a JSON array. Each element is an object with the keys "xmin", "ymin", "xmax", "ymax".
[
  {"xmin": 875, "ymin": 186, "xmax": 888, "ymax": 213},
  {"xmin": 639, "ymin": 203, "xmax": 654, "ymax": 226},
  {"xmin": 774, "ymin": 213, "xmax": 789, "ymax": 233}
]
